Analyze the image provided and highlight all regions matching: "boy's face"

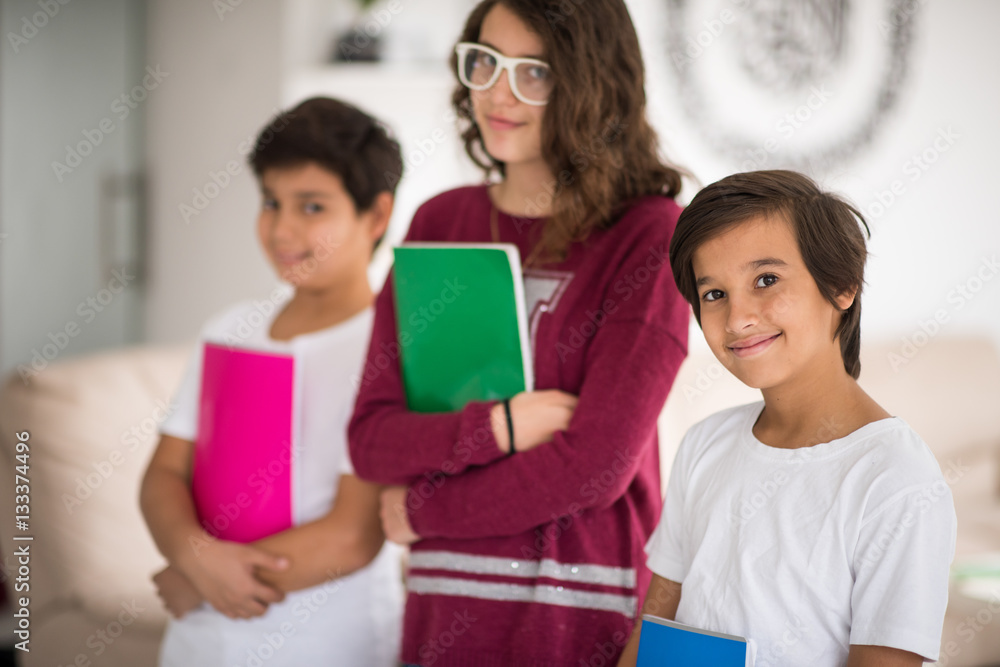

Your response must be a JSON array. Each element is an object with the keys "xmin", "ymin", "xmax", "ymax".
[
  {"xmin": 256, "ymin": 162, "xmax": 388, "ymax": 291},
  {"xmin": 691, "ymin": 214, "xmax": 854, "ymax": 391}
]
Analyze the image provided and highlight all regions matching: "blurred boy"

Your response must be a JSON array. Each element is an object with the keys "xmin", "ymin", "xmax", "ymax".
[{"xmin": 141, "ymin": 97, "xmax": 405, "ymax": 666}]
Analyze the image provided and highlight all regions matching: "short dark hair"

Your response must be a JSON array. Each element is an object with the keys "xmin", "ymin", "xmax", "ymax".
[
  {"xmin": 249, "ymin": 96, "xmax": 403, "ymax": 215},
  {"xmin": 669, "ymin": 170, "xmax": 870, "ymax": 378}
]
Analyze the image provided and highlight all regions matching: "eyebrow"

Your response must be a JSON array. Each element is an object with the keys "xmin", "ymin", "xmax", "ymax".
[
  {"xmin": 260, "ymin": 189, "xmax": 332, "ymax": 199},
  {"xmin": 292, "ymin": 191, "xmax": 332, "ymax": 199},
  {"xmin": 695, "ymin": 257, "xmax": 789, "ymax": 287},
  {"xmin": 746, "ymin": 257, "xmax": 788, "ymax": 270},
  {"xmin": 478, "ymin": 39, "xmax": 544, "ymax": 60}
]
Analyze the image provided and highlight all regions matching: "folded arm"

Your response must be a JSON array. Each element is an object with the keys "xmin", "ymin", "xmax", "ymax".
[
  {"xmin": 156, "ymin": 471, "xmax": 387, "ymax": 617},
  {"xmin": 140, "ymin": 434, "xmax": 288, "ymax": 618},
  {"xmin": 347, "ymin": 275, "xmax": 511, "ymax": 486},
  {"xmin": 251, "ymin": 474, "xmax": 386, "ymax": 591},
  {"xmin": 406, "ymin": 319, "xmax": 687, "ymax": 540}
]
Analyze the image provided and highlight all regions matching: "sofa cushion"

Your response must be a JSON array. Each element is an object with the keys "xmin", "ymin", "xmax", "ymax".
[{"xmin": 0, "ymin": 344, "xmax": 191, "ymax": 629}]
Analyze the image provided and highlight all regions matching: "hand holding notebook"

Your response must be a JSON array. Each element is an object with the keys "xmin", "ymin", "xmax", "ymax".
[{"xmin": 392, "ymin": 243, "xmax": 534, "ymax": 413}]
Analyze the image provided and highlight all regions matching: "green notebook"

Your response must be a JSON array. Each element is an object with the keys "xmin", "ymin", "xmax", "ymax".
[{"xmin": 392, "ymin": 243, "xmax": 534, "ymax": 413}]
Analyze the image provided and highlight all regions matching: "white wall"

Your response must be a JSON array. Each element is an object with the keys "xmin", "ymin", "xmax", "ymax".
[
  {"xmin": 144, "ymin": 0, "xmax": 285, "ymax": 344},
  {"xmin": 627, "ymin": 0, "xmax": 1000, "ymax": 358},
  {"xmin": 144, "ymin": 0, "xmax": 1000, "ymax": 358}
]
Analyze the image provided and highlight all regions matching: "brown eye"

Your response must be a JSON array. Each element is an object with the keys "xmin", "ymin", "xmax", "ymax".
[{"xmin": 702, "ymin": 289, "xmax": 724, "ymax": 302}]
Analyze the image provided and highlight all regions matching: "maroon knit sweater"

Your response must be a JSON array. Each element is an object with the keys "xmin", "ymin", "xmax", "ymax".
[{"xmin": 349, "ymin": 185, "xmax": 689, "ymax": 666}]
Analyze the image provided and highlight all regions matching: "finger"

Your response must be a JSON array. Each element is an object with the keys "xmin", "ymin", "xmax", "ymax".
[
  {"xmin": 244, "ymin": 599, "xmax": 269, "ymax": 618},
  {"xmin": 253, "ymin": 583, "xmax": 285, "ymax": 605},
  {"xmin": 249, "ymin": 550, "xmax": 290, "ymax": 573},
  {"xmin": 379, "ymin": 493, "xmax": 394, "ymax": 517},
  {"xmin": 557, "ymin": 392, "xmax": 580, "ymax": 407}
]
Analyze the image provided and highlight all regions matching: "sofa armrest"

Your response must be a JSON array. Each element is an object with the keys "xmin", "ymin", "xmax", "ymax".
[{"xmin": 0, "ymin": 344, "xmax": 190, "ymax": 632}]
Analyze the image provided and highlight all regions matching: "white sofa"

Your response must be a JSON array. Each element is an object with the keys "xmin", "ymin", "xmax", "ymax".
[{"xmin": 0, "ymin": 336, "xmax": 998, "ymax": 666}]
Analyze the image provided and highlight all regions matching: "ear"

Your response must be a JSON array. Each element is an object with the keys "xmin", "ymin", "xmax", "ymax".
[
  {"xmin": 834, "ymin": 285, "xmax": 858, "ymax": 311},
  {"xmin": 365, "ymin": 191, "xmax": 394, "ymax": 241}
]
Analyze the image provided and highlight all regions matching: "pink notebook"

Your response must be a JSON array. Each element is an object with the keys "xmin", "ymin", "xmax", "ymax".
[{"xmin": 192, "ymin": 342, "xmax": 295, "ymax": 543}]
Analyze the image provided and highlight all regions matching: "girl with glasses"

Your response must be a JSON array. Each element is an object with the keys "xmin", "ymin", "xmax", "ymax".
[{"xmin": 349, "ymin": 1, "xmax": 689, "ymax": 664}]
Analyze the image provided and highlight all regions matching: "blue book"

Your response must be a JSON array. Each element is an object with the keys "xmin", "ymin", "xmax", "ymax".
[{"xmin": 637, "ymin": 615, "xmax": 747, "ymax": 666}]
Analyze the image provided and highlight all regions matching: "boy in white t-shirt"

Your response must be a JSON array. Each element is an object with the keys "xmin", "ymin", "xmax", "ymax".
[
  {"xmin": 618, "ymin": 171, "xmax": 956, "ymax": 667},
  {"xmin": 140, "ymin": 97, "xmax": 405, "ymax": 666}
]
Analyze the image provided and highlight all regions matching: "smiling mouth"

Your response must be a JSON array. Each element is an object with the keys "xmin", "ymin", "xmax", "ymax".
[
  {"xmin": 274, "ymin": 251, "xmax": 310, "ymax": 266},
  {"xmin": 486, "ymin": 115, "xmax": 525, "ymax": 130},
  {"xmin": 728, "ymin": 333, "xmax": 781, "ymax": 358}
]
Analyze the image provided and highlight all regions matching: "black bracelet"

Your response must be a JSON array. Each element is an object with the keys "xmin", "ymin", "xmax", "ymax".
[{"xmin": 503, "ymin": 398, "xmax": 515, "ymax": 456}]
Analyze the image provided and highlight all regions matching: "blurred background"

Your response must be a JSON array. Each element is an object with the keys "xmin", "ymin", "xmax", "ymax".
[
  {"xmin": 0, "ymin": 1, "xmax": 998, "ymax": 666},
  {"xmin": 1, "ymin": 0, "xmax": 997, "ymax": 368}
]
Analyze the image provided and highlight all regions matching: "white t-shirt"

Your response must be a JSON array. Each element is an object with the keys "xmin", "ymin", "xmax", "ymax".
[
  {"xmin": 158, "ymin": 290, "xmax": 403, "ymax": 667},
  {"xmin": 645, "ymin": 402, "xmax": 955, "ymax": 667}
]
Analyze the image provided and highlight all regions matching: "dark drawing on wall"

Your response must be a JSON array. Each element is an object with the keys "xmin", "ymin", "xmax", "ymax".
[{"xmin": 665, "ymin": 0, "xmax": 920, "ymax": 172}]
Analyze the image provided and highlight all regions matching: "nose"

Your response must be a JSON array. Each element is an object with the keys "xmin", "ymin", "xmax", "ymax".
[
  {"xmin": 724, "ymin": 292, "xmax": 759, "ymax": 334},
  {"xmin": 267, "ymin": 205, "xmax": 298, "ymax": 242},
  {"xmin": 488, "ymin": 67, "xmax": 518, "ymax": 106}
]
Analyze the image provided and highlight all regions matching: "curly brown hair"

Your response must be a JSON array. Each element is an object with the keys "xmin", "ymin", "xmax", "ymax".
[{"xmin": 451, "ymin": 0, "xmax": 684, "ymax": 265}]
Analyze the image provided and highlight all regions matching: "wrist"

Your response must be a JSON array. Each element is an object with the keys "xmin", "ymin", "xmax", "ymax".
[
  {"xmin": 170, "ymin": 528, "xmax": 215, "ymax": 573},
  {"xmin": 490, "ymin": 402, "xmax": 509, "ymax": 454}
]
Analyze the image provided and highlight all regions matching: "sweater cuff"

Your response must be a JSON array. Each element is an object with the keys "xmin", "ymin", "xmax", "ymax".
[{"xmin": 453, "ymin": 400, "xmax": 506, "ymax": 470}]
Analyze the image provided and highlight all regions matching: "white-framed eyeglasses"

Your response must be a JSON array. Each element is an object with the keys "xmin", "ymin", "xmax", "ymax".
[{"xmin": 455, "ymin": 42, "xmax": 553, "ymax": 106}]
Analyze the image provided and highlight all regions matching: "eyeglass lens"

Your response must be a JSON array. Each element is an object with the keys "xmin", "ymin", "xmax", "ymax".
[{"xmin": 461, "ymin": 46, "xmax": 552, "ymax": 103}]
